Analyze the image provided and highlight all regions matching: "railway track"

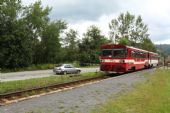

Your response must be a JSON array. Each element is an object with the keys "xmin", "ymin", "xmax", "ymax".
[
  {"xmin": 0, "ymin": 75, "xmax": 110, "ymax": 106},
  {"xmin": 0, "ymin": 68, "xmax": 158, "ymax": 106}
]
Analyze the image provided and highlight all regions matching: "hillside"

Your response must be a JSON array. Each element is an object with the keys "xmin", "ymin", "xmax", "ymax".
[{"xmin": 156, "ymin": 44, "xmax": 170, "ymax": 56}]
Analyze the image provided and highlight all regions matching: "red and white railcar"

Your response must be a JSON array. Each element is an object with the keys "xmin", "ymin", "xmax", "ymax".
[{"xmin": 100, "ymin": 44, "xmax": 159, "ymax": 73}]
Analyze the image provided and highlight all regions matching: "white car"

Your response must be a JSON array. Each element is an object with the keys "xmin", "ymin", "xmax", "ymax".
[{"xmin": 53, "ymin": 64, "xmax": 81, "ymax": 74}]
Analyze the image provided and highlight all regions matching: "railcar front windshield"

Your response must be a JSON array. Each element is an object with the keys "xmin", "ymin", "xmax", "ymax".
[
  {"xmin": 102, "ymin": 48, "xmax": 126, "ymax": 58},
  {"xmin": 102, "ymin": 49, "xmax": 112, "ymax": 57}
]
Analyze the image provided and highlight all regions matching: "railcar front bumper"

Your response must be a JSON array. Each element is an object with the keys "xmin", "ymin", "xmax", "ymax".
[{"xmin": 100, "ymin": 63, "xmax": 127, "ymax": 73}]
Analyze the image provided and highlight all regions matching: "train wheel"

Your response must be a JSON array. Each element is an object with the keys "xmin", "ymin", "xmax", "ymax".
[{"xmin": 132, "ymin": 67, "xmax": 136, "ymax": 71}]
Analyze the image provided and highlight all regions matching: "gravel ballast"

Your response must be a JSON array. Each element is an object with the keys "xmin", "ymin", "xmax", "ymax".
[{"xmin": 0, "ymin": 69, "xmax": 154, "ymax": 113}]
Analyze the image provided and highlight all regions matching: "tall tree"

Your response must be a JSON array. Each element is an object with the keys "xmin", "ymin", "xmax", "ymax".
[
  {"xmin": 63, "ymin": 29, "xmax": 79, "ymax": 62},
  {"xmin": 0, "ymin": 0, "xmax": 33, "ymax": 69},
  {"xmin": 109, "ymin": 12, "xmax": 149, "ymax": 44},
  {"xmin": 109, "ymin": 12, "xmax": 135, "ymax": 44},
  {"xmin": 130, "ymin": 16, "xmax": 149, "ymax": 46},
  {"xmin": 23, "ymin": 1, "xmax": 51, "ymax": 37},
  {"xmin": 79, "ymin": 25, "xmax": 108, "ymax": 65},
  {"xmin": 40, "ymin": 21, "xmax": 67, "ymax": 64},
  {"xmin": 109, "ymin": 12, "xmax": 156, "ymax": 51},
  {"xmin": 23, "ymin": 1, "xmax": 51, "ymax": 63}
]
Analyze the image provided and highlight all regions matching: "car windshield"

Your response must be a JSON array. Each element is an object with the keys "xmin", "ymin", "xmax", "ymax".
[
  {"xmin": 102, "ymin": 48, "xmax": 126, "ymax": 58},
  {"xmin": 64, "ymin": 64, "xmax": 74, "ymax": 68},
  {"xmin": 56, "ymin": 64, "xmax": 75, "ymax": 68}
]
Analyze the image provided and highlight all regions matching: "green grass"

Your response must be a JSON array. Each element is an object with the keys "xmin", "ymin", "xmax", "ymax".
[
  {"xmin": 92, "ymin": 69, "xmax": 170, "ymax": 113},
  {"xmin": 0, "ymin": 72, "xmax": 104, "ymax": 94}
]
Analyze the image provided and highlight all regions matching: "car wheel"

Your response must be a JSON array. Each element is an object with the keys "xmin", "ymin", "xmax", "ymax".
[{"xmin": 63, "ymin": 71, "xmax": 67, "ymax": 75}]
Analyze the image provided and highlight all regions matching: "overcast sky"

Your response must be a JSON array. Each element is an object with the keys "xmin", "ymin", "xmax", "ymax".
[{"xmin": 22, "ymin": 0, "xmax": 170, "ymax": 44}]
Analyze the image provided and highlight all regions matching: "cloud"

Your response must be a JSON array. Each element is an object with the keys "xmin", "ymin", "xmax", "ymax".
[
  {"xmin": 22, "ymin": 0, "xmax": 170, "ymax": 44},
  {"xmin": 22, "ymin": 0, "xmax": 121, "ymax": 22},
  {"xmin": 45, "ymin": 0, "xmax": 122, "ymax": 23},
  {"xmin": 68, "ymin": 14, "xmax": 118, "ymax": 38}
]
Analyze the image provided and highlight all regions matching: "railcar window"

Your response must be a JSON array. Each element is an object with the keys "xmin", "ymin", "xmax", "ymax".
[
  {"xmin": 112, "ymin": 49, "xmax": 126, "ymax": 58},
  {"xmin": 132, "ymin": 51, "xmax": 147, "ymax": 58},
  {"xmin": 102, "ymin": 49, "xmax": 126, "ymax": 58},
  {"xmin": 150, "ymin": 54, "xmax": 159, "ymax": 58},
  {"xmin": 132, "ymin": 51, "xmax": 135, "ymax": 58},
  {"xmin": 102, "ymin": 49, "xmax": 112, "ymax": 57}
]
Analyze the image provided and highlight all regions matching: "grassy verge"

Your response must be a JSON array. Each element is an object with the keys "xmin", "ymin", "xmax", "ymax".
[
  {"xmin": 0, "ymin": 72, "xmax": 104, "ymax": 94},
  {"xmin": 92, "ymin": 69, "xmax": 170, "ymax": 113}
]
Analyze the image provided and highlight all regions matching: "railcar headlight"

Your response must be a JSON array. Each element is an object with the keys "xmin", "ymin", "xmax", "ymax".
[
  {"xmin": 100, "ymin": 59, "xmax": 104, "ymax": 62},
  {"xmin": 120, "ymin": 60, "xmax": 125, "ymax": 63}
]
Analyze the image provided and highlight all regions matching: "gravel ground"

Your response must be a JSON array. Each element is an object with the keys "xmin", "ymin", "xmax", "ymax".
[
  {"xmin": 0, "ymin": 68, "xmax": 99, "ymax": 82},
  {"xmin": 0, "ymin": 69, "xmax": 154, "ymax": 113}
]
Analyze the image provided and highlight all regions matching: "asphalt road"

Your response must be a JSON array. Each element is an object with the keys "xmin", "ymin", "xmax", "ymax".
[
  {"xmin": 0, "ymin": 68, "xmax": 99, "ymax": 82},
  {"xmin": 0, "ymin": 69, "xmax": 154, "ymax": 113}
]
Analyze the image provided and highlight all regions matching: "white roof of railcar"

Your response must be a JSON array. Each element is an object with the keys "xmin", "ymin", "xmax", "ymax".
[
  {"xmin": 126, "ymin": 46, "xmax": 158, "ymax": 55},
  {"xmin": 101, "ymin": 44, "xmax": 158, "ymax": 55},
  {"xmin": 126, "ymin": 46, "xmax": 149, "ymax": 53}
]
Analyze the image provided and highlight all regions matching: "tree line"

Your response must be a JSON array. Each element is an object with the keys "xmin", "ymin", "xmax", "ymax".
[{"xmin": 0, "ymin": 0, "xmax": 156, "ymax": 69}]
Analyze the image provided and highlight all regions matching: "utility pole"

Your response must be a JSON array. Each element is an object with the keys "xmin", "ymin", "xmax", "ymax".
[{"xmin": 164, "ymin": 56, "xmax": 166, "ymax": 69}]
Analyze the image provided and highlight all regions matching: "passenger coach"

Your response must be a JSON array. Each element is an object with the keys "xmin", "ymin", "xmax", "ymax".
[{"xmin": 100, "ymin": 44, "xmax": 159, "ymax": 73}]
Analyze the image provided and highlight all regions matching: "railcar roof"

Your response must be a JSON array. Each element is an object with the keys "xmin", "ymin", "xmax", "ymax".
[
  {"xmin": 126, "ymin": 46, "xmax": 149, "ymax": 53},
  {"xmin": 101, "ymin": 44, "xmax": 158, "ymax": 54}
]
